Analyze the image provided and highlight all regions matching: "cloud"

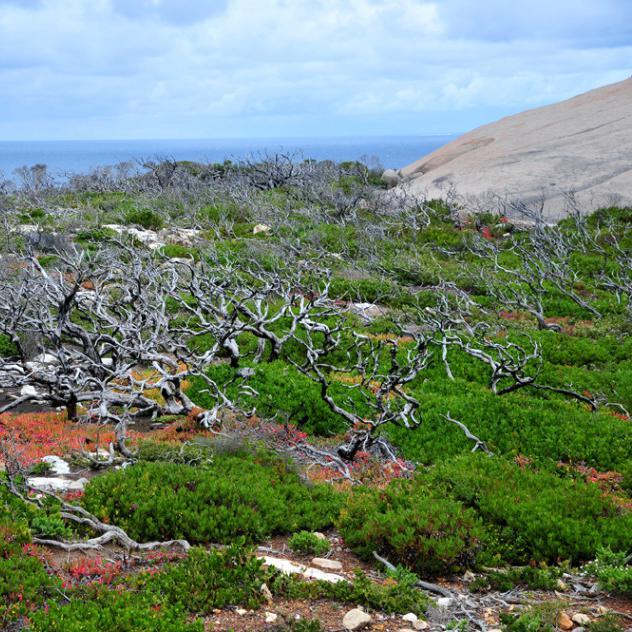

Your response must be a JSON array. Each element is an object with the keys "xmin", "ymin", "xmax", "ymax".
[
  {"xmin": 0, "ymin": 0, "xmax": 629, "ymax": 139},
  {"xmin": 111, "ymin": 0, "xmax": 228, "ymax": 25}
]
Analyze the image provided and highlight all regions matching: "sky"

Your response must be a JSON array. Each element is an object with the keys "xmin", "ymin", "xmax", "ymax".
[{"xmin": 0, "ymin": 0, "xmax": 630, "ymax": 140}]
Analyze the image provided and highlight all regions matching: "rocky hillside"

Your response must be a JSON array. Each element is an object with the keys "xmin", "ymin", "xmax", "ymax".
[{"xmin": 397, "ymin": 77, "xmax": 632, "ymax": 218}]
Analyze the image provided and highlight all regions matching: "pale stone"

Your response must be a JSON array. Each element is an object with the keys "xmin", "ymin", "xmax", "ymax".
[
  {"xmin": 381, "ymin": 169, "xmax": 401, "ymax": 188},
  {"xmin": 27, "ymin": 477, "xmax": 88, "ymax": 493},
  {"xmin": 264, "ymin": 612, "xmax": 278, "ymax": 624},
  {"xmin": 402, "ymin": 613, "xmax": 418, "ymax": 623},
  {"xmin": 41, "ymin": 456, "xmax": 71, "ymax": 475},
  {"xmin": 253, "ymin": 224, "xmax": 271, "ymax": 235},
  {"xmin": 260, "ymin": 583, "xmax": 273, "ymax": 602},
  {"xmin": 236, "ymin": 608, "xmax": 247, "ymax": 616},
  {"xmin": 311, "ymin": 557, "xmax": 342, "ymax": 572},
  {"xmin": 313, "ymin": 532, "xmax": 328, "ymax": 540},
  {"xmin": 258, "ymin": 555, "xmax": 345, "ymax": 583},
  {"xmin": 20, "ymin": 385, "xmax": 39, "ymax": 397},
  {"xmin": 413, "ymin": 622, "xmax": 429, "ymax": 631},
  {"xmin": 349, "ymin": 302, "xmax": 386, "ymax": 321},
  {"xmin": 557, "ymin": 612, "xmax": 573, "ymax": 631},
  {"xmin": 436, "ymin": 597, "xmax": 453, "ymax": 608},
  {"xmin": 342, "ymin": 608, "xmax": 372, "ymax": 630},
  {"xmin": 572, "ymin": 613, "xmax": 591, "ymax": 626}
]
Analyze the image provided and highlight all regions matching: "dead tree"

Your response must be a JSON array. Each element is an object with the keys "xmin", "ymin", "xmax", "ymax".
[
  {"xmin": 0, "ymin": 246, "xmax": 228, "ymax": 432},
  {"xmin": 292, "ymin": 317, "xmax": 430, "ymax": 461}
]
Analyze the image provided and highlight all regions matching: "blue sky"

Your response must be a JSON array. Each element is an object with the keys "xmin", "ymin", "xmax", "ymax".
[{"xmin": 0, "ymin": 0, "xmax": 630, "ymax": 140}]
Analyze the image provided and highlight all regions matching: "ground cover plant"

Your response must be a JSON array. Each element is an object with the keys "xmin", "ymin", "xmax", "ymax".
[{"xmin": 0, "ymin": 157, "xmax": 630, "ymax": 629}]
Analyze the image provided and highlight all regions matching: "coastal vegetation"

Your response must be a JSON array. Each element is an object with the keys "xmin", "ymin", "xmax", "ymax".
[{"xmin": 0, "ymin": 157, "xmax": 630, "ymax": 630}]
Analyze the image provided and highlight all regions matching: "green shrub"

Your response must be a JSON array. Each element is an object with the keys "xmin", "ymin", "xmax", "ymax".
[
  {"xmin": 131, "ymin": 544, "xmax": 267, "ymax": 612},
  {"xmin": 584, "ymin": 548, "xmax": 632, "ymax": 595},
  {"xmin": 424, "ymin": 455, "xmax": 632, "ymax": 564},
  {"xmin": 288, "ymin": 531, "xmax": 331, "ymax": 556},
  {"xmin": 123, "ymin": 208, "xmax": 164, "ymax": 231},
  {"xmin": 189, "ymin": 361, "xmax": 348, "ymax": 435},
  {"xmin": 0, "ymin": 334, "xmax": 17, "ymax": 358},
  {"xmin": 25, "ymin": 589, "xmax": 201, "ymax": 632},
  {"xmin": 0, "ymin": 518, "xmax": 60, "ymax": 625},
  {"xmin": 337, "ymin": 480, "xmax": 486, "ymax": 576},
  {"xmin": 75, "ymin": 226, "xmax": 118, "ymax": 245},
  {"xmin": 388, "ymin": 373, "xmax": 632, "ymax": 472},
  {"xmin": 82, "ymin": 454, "xmax": 342, "ymax": 544},
  {"xmin": 158, "ymin": 244, "xmax": 199, "ymax": 260},
  {"xmin": 270, "ymin": 567, "xmax": 430, "ymax": 615},
  {"xmin": 36, "ymin": 254, "xmax": 59, "ymax": 268},
  {"xmin": 470, "ymin": 566, "xmax": 563, "ymax": 592}
]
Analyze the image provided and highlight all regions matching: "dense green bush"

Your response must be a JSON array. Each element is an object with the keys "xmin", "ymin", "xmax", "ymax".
[
  {"xmin": 82, "ymin": 453, "xmax": 342, "ymax": 543},
  {"xmin": 123, "ymin": 208, "xmax": 165, "ymax": 231},
  {"xmin": 288, "ymin": 531, "xmax": 331, "ymax": 556},
  {"xmin": 0, "ymin": 334, "xmax": 17, "ymax": 358},
  {"xmin": 75, "ymin": 226, "xmax": 118, "ymax": 245},
  {"xmin": 338, "ymin": 480, "xmax": 486, "ymax": 576},
  {"xmin": 389, "ymin": 374, "xmax": 632, "ymax": 472},
  {"xmin": 190, "ymin": 361, "xmax": 348, "ymax": 435},
  {"xmin": 0, "ymin": 517, "xmax": 60, "ymax": 625},
  {"xmin": 270, "ymin": 567, "xmax": 430, "ymax": 616},
  {"xmin": 158, "ymin": 244, "xmax": 199, "ymax": 260},
  {"xmin": 131, "ymin": 544, "xmax": 268, "ymax": 612},
  {"xmin": 584, "ymin": 548, "xmax": 632, "ymax": 595},
  {"xmin": 26, "ymin": 589, "xmax": 201, "ymax": 632},
  {"xmin": 424, "ymin": 455, "xmax": 632, "ymax": 564}
]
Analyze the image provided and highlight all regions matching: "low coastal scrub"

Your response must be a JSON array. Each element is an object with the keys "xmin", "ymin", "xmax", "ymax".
[
  {"xmin": 82, "ymin": 453, "xmax": 342, "ymax": 543},
  {"xmin": 339, "ymin": 455, "xmax": 632, "ymax": 571},
  {"xmin": 1, "ymin": 156, "xmax": 631, "ymax": 629}
]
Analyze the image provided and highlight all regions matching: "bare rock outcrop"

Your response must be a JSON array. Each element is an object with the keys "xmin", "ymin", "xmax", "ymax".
[{"xmin": 397, "ymin": 77, "xmax": 632, "ymax": 218}]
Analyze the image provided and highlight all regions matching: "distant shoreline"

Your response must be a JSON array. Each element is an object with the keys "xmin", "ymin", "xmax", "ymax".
[{"xmin": 0, "ymin": 135, "xmax": 456, "ymax": 177}]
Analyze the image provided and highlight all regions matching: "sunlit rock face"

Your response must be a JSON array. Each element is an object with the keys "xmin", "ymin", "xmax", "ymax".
[{"xmin": 397, "ymin": 78, "xmax": 632, "ymax": 218}]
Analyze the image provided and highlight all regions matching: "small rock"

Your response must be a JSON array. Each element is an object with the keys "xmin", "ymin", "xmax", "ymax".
[
  {"xmin": 399, "ymin": 629, "xmax": 416, "ymax": 632},
  {"xmin": 462, "ymin": 570, "xmax": 476, "ymax": 582},
  {"xmin": 342, "ymin": 608, "xmax": 372, "ymax": 630},
  {"xmin": 259, "ymin": 555, "xmax": 345, "ymax": 583},
  {"xmin": 20, "ymin": 385, "xmax": 39, "ymax": 397},
  {"xmin": 313, "ymin": 532, "xmax": 328, "ymax": 540},
  {"xmin": 253, "ymin": 224, "xmax": 271, "ymax": 235},
  {"xmin": 27, "ymin": 477, "xmax": 88, "ymax": 493},
  {"xmin": 264, "ymin": 612, "xmax": 278, "ymax": 624},
  {"xmin": 557, "ymin": 612, "xmax": 573, "ymax": 631},
  {"xmin": 236, "ymin": 608, "xmax": 247, "ymax": 616},
  {"xmin": 311, "ymin": 557, "xmax": 343, "ymax": 572},
  {"xmin": 556, "ymin": 578, "xmax": 569, "ymax": 591},
  {"xmin": 594, "ymin": 606, "xmax": 609, "ymax": 615},
  {"xmin": 260, "ymin": 583, "xmax": 273, "ymax": 602},
  {"xmin": 41, "ymin": 455, "xmax": 71, "ymax": 475},
  {"xmin": 483, "ymin": 608, "xmax": 498, "ymax": 625},
  {"xmin": 436, "ymin": 597, "xmax": 453, "ymax": 608},
  {"xmin": 402, "ymin": 613, "xmax": 418, "ymax": 624},
  {"xmin": 381, "ymin": 168, "xmax": 402, "ymax": 188},
  {"xmin": 413, "ymin": 622, "xmax": 429, "ymax": 631},
  {"xmin": 572, "ymin": 613, "xmax": 591, "ymax": 626}
]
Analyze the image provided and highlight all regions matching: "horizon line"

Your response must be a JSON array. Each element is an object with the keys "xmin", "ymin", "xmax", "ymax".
[{"xmin": 0, "ymin": 133, "xmax": 461, "ymax": 144}]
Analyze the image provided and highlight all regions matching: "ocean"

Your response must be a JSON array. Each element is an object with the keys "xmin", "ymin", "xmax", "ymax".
[{"xmin": 0, "ymin": 136, "xmax": 454, "ymax": 180}]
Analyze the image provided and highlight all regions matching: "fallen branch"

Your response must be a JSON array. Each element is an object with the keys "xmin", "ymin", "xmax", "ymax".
[
  {"xmin": 2, "ymin": 465, "xmax": 190, "ymax": 554},
  {"xmin": 444, "ymin": 413, "xmax": 494, "ymax": 456},
  {"xmin": 372, "ymin": 551, "xmax": 454, "ymax": 599}
]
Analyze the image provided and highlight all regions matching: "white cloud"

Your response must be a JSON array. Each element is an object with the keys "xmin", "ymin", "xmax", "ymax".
[{"xmin": 0, "ymin": 0, "xmax": 629, "ymax": 139}]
